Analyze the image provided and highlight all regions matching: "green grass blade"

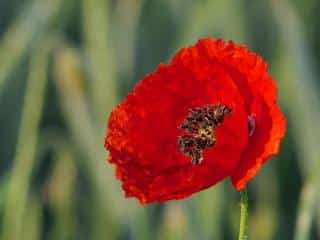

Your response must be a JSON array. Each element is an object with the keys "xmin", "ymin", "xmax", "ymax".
[
  {"xmin": 0, "ymin": 0, "xmax": 63, "ymax": 95},
  {"xmin": 271, "ymin": 0, "xmax": 320, "ymax": 175},
  {"xmin": 186, "ymin": 186, "xmax": 223, "ymax": 240},
  {"xmin": 1, "ymin": 39, "xmax": 52, "ymax": 240},
  {"xmin": 111, "ymin": 0, "xmax": 143, "ymax": 79},
  {"xmin": 47, "ymin": 144, "xmax": 77, "ymax": 240},
  {"xmin": 53, "ymin": 44, "xmax": 150, "ymax": 239},
  {"xmin": 22, "ymin": 197, "xmax": 43, "ymax": 240},
  {"xmin": 176, "ymin": 0, "xmax": 247, "ymax": 49},
  {"xmin": 53, "ymin": 45, "xmax": 119, "ymax": 208},
  {"xmin": 317, "ymin": 200, "xmax": 320, "ymax": 238},
  {"xmin": 250, "ymin": 168, "xmax": 279, "ymax": 239},
  {"xmin": 270, "ymin": 1, "xmax": 320, "ymax": 239},
  {"xmin": 53, "ymin": 45, "xmax": 121, "ymax": 239},
  {"xmin": 158, "ymin": 203, "xmax": 190, "ymax": 240},
  {"xmin": 295, "ymin": 177, "xmax": 319, "ymax": 240},
  {"xmin": 82, "ymin": 0, "xmax": 117, "ymax": 124}
]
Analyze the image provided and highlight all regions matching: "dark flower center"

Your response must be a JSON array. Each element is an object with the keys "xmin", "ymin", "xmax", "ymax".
[{"xmin": 177, "ymin": 104, "xmax": 232, "ymax": 165}]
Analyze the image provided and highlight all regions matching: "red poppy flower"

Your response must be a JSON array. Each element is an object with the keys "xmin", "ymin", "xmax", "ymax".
[{"xmin": 105, "ymin": 37, "xmax": 286, "ymax": 204}]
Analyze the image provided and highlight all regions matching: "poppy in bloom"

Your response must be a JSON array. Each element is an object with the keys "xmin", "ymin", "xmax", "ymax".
[{"xmin": 105, "ymin": 37, "xmax": 286, "ymax": 204}]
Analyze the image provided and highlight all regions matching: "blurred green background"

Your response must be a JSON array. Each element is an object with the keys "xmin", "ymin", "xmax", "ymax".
[{"xmin": 0, "ymin": 0, "xmax": 320, "ymax": 239}]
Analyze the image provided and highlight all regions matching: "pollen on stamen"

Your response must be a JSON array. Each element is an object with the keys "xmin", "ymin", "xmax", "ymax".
[{"xmin": 177, "ymin": 104, "xmax": 232, "ymax": 165}]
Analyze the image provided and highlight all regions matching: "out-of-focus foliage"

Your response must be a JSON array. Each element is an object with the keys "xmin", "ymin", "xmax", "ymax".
[{"xmin": 0, "ymin": 0, "xmax": 319, "ymax": 239}]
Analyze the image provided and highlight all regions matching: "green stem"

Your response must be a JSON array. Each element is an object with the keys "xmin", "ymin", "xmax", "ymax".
[{"xmin": 238, "ymin": 188, "xmax": 248, "ymax": 240}]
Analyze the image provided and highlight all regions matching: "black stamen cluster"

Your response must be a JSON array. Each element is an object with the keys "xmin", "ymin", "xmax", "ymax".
[{"xmin": 178, "ymin": 104, "xmax": 232, "ymax": 164}]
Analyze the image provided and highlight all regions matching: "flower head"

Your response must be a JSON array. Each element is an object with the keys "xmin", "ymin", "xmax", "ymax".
[{"xmin": 105, "ymin": 37, "xmax": 286, "ymax": 204}]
